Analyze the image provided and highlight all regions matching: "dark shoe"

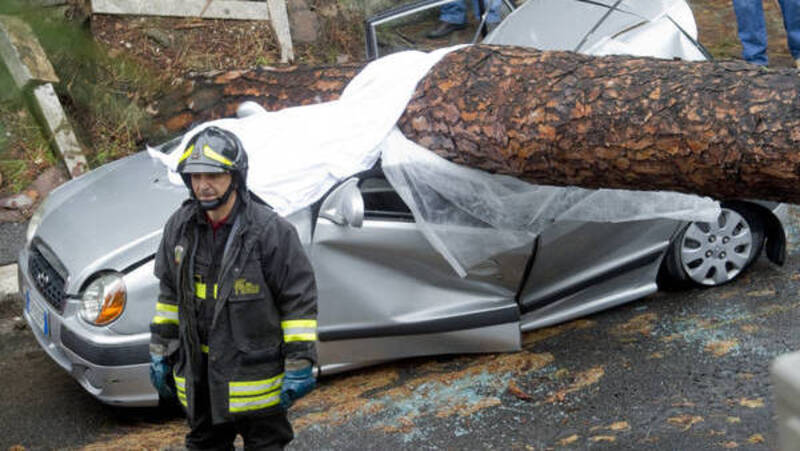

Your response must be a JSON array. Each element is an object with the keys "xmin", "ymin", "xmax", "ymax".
[{"xmin": 426, "ymin": 21, "xmax": 466, "ymax": 39}]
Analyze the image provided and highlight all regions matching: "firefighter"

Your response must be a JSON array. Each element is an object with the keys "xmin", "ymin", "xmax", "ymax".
[{"xmin": 148, "ymin": 126, "xmax": 318, "ymax": 449}]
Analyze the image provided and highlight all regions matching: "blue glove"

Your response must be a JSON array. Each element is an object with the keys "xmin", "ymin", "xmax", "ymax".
[
  {"xmin": 280, "ymin": 359, "xmax": 316, "ymax": 409},
  {"xmin": 149, "ymin": 354, "xmax": 176, "ymax": 400}
]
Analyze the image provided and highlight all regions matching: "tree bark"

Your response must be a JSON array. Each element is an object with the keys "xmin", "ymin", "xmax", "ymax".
[
  {"xmin": 153, "ymin": 63, "xmax": 364, "ymax": 133},
  {"xmin": 156, "ymin": 45, "xmax": 800, "ymax": 203},
  {"xmin": 400, "ymin": 45, "xmax": 800, "ymax": 203}
]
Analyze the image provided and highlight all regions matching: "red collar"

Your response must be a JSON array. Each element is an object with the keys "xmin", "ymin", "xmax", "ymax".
[{"xmin": 206, "ymin": 211, "xmax": 231, "ymax": 233}]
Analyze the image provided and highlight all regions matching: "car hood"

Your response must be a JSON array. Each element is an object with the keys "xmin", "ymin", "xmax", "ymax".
[{"xmin": 34, "ymin": 151, "xmax": 187, "ymax": 293}]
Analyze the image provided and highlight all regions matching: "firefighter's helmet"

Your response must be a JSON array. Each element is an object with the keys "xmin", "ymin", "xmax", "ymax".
[{"xmin": 176, "ymin": 126, "xmax": 249, "ymax": 210}]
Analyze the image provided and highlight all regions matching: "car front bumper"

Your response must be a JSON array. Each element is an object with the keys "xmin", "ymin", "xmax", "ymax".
[{"xmin": 18, "ymin": 247, "xmax": 158, "ymax": 407}]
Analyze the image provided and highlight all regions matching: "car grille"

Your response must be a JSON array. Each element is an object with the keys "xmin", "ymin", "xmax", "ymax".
[{"xmin": 28, "ymin": 246, "xmax": 67, "ymax": 312}]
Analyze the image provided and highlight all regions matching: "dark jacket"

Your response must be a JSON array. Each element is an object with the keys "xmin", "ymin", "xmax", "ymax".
[{"xmin": 150, "ymin": 192, "xmax": 317, "ymax": 425}]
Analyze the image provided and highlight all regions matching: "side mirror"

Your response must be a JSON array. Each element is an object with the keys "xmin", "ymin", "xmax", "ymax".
[
  {"xmin": 236, "ymin": 101, "xmax": 268, "ymax": 118},
  {"xmin": 319, "ymin": 178, "xmax": 364, "ymax": 228}
]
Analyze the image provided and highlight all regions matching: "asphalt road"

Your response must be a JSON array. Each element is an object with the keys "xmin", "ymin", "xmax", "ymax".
[
  {"xmin": 1, "ymin": 209, "xmax": 799, "ymax": 450},
  {"xmin": 0, "ymin": 292, "xmax": 183, "ymax": 449},
  {"xmin": 0, "ymin": 221, "xmax": 26, "ymax": 265},
  {"xmin": 293, "ymin": 257, "xmax": 800, "ymax": 450}
]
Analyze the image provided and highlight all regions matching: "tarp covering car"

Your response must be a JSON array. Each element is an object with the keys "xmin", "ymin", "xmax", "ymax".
[
  {"xmin": 380, "ymin": 128, "xmax": 718, "ymax": 276},
  {"xmin": 151, "ymin": 41, "xmax": 719, "ymax": 276}
]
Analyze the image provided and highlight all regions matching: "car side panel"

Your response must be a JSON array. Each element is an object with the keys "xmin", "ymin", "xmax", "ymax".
[
  {"xmin": 518, "ymin": 218, "xmax": 680, "ymax": 329},
  {"xmin": 311, "ymin": 216, "xmax": 523, "ymax": 367}
]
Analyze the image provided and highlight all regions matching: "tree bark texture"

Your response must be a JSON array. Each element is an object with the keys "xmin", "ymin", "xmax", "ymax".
[
  {"xmin": 157, "ymin": 45, "xmax": 800, "ymax": 203},
  {"xmin": 153, "ymin": 63, "xmax": 364, "ymax": 132}
]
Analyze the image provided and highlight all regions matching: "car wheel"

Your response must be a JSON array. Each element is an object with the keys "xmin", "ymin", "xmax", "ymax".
[{"xmin": 660, "ymin": 205, "xmax": 765, "ymax": 288}]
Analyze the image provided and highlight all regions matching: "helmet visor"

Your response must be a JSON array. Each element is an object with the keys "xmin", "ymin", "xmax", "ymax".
[
  {"xmin": 177, "ymin": 140, "xmax": 236, "ymax": 174},
  {"xmin": 179, "ymin": 161, "xmax": 228, "ymax": 174}
]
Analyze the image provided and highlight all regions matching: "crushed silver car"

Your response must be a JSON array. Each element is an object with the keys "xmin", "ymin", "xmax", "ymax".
[{"xmin": 19, "ymin": 0, "xmax": 788, "ymax": 407}]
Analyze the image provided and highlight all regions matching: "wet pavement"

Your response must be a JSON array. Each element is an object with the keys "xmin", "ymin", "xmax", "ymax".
[
  {"xmin": 0, "ymin": 220, "xmax": 25, "ymax": 265},
  {"xmin": 0, "ymin": 290, "xmax": 184, "ymax": 450},
  {"xmin": 287, "ymin": 259, "xmax": 799, "ymax": 450},
  {"xmin": 1, "ymin": 207, "xmax": 798, "ymax": 450}
]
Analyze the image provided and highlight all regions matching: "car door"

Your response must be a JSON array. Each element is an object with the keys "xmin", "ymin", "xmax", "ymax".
[
  {"xmin": 518, "ymin": 218, "xmax": 682, "ymax": 331},
  {"xmin": 310, "ymin": 167, "xmax": 528, "ymax": 374}
]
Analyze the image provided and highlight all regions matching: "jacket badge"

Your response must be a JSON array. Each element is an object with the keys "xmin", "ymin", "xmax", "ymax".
[
  {"xmin": 234, "ymin": 278, "xmax": 260, "ymax": 296},
  {"xmin": 174, "ymin": 245, "xmax": 185, "ymax": 264}
]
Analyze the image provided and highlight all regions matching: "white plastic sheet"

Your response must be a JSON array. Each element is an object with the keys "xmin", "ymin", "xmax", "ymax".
[{"xmin": 149, "ymin": 45, "xmax": 464, "ymax": 216}]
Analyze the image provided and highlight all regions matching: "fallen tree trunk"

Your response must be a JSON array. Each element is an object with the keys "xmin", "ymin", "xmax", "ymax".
[
  {"xmin": 401, "ymin": 46, "xmax": 800, "ymax": 203},
  {"xmin": 156, "ymin": 45, "xmax": 800, "ymax": 203},
  {"xmin": 153, "ymin": 63, "xmax": 364, "ymax": 132}
]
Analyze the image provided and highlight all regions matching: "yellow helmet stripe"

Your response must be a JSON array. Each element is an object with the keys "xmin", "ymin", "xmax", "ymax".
[
  {"xmin": 178, "ymin": 145, "xmax": 194, "ymax": 164},
  {"xmin": 203, "ymin": 145, "xmax": 234, "ymax": 167}
]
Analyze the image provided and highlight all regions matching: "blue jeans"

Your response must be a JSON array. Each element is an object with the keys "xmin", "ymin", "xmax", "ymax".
[
  {"xmin": 732, "ymin": 0, "xmax": 800, "ymax": 65},
  {"xmin": 440, "ymin": 0, "xmax": 501, "ymax": 25}
]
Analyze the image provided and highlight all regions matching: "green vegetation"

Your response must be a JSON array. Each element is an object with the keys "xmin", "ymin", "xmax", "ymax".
[
  {"xmin": 0, "ymin": 98, "xmax": 55, "ymax": 194},
  {"xmin": 0, "ymin": 0, "xmax": 372, "ymax": 198},
  {"xmin": 0, "ymin": 1, "xmax": 161, "ymax": 196},
  {"xmin": 0, "ymin": 38, "xmax": 50, "ymax": 195}
]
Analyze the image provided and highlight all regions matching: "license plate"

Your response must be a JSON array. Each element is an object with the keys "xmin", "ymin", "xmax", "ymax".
[{"xmin": 25, "ymin": 288, "xmax": 49, "ymax": 336}]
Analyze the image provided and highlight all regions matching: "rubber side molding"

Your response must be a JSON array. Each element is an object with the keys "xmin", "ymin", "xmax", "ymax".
[{"xmin": 318, "ymin": 303, "xmax": 519, "ymax": 341}]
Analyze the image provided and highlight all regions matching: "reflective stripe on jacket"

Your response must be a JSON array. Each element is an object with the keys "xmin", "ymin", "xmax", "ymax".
[{"xmin": 151, "ymin": 193, "xmax": 318, "ymax": 424}]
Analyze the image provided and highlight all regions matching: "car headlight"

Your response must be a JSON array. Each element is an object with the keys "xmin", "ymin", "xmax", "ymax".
[
  {"xmin": 80, "ymin": 273, "xmax": 126, "ymax": 326},
  {"xmin": 26, "ymin": 200, "xmax": 47, "ymax": 243}
]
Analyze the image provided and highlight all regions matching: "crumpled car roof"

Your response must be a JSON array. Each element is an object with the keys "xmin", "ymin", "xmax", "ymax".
[{"xmin": 485, "ymin": 0, "xmax": 707, "ymax": 61}]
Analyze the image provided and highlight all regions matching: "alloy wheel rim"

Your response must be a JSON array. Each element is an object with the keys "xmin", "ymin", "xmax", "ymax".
[{"xmin": 679, "ymin": 208, "xmax": 753, "ymax": 286}]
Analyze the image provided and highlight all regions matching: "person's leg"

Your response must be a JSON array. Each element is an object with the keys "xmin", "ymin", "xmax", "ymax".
[
  {"xmin": 440, "ymin": 0, "xmax": 467, "ymax": 24},
  {"xmin": 186, "ymin": 420, "xmax": 237, "ymax": 451},
  {"xmin": 428, "ymin": 1, "xmax": 467, "ymax": 38},
  {"xmin": 238, "ymin": 411, "xmax": 294, "ymax": 451},
  {"xmin": 732, "ymin": 0, "xmax": 769, "ymax": 65},
  {"xmin": 185, "ymin": 369, "xmax": 237, "ymax": 451},
  {"xmin": 777, "ymin": 0, "xmax": 800, "ymax": 61},
  {"xmin": 471, "ymin": 0, "xmax": 501, "ymax": 23},
  {"xmin": 185, "ymin": 394, "xmax": 237, "ymax": 450}
]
